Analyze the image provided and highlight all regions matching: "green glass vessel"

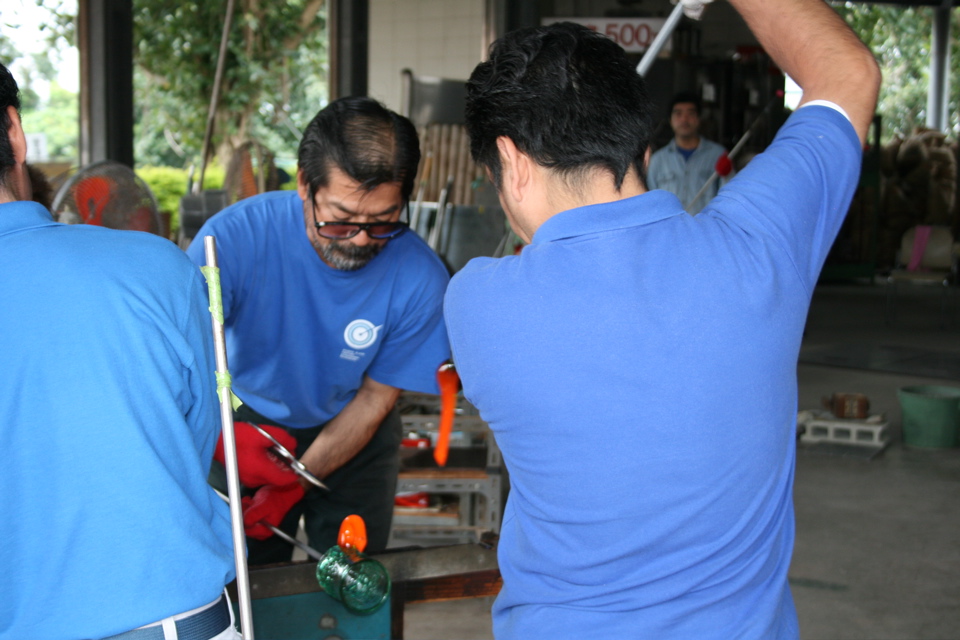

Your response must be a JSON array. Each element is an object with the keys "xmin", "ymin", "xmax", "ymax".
[{"xmin": 316, "ymin": 545, "xmax": 391, "ymax": 615}]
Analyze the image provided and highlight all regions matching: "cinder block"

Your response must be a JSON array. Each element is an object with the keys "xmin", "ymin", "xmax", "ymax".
[{"xmin": 799, "ymin": 411, "xmax": 889, "ymax": 447}]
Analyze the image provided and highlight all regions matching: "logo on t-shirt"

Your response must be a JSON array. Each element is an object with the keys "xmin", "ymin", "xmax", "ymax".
[{"xmin": 343, "ymin": 319, "xmax": 382, "ymax": 350}]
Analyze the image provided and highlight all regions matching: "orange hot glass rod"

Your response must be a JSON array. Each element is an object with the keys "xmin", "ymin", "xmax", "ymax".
[{"xmin": 434, "ymin": 362, "xmax": 460, "ymax": 466}]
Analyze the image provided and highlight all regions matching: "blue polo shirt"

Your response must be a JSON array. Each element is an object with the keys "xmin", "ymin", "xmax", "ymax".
[
  {"xmin": 186, "ymin": 190, "xmax": 451, "ymax": 428},
  {"xmin": 444, "ymin": 105, "xmax": 861, "ymax": 639},
  {"xmin": 0, "ymin": 202, "xmax": 235, "ymax": 639}
]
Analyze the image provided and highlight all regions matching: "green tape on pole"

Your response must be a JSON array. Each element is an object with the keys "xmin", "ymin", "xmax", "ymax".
[
  {"xmin": 200, "ymin": 265, "xmax": 224, "ymax": 326},
  {"xmin": 212, "ymin": 373, "xmax": 245, "ymax": 411},
  {"xmin": 215, "ymin": 370, "xmax": 233, "ymax": 405}
]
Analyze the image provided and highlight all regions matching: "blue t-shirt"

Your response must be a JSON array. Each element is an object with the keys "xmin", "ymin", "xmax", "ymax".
[
  {"xmin": 444, "ymin": 106, "xmax": 861, "ymax": 639},
  {"xmin": 186, "ymin": 190, "xmax": 451, "ymax": 428},
  {"xmin": 0, "ymin": 202, "xmax": 235, "ymax": 639}
]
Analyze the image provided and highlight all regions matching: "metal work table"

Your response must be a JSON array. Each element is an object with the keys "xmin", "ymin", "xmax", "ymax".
[{"xmin": 228, "ymin": 541, "xmax": 501, "ymax": 639}]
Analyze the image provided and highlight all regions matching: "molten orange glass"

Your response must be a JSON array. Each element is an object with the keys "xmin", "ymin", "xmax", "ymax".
[
  {"xmin": 434, "ymin": 362, "xmax": 461, "ymax": 467},
  {"xmin": 338, "ymin": 514, "xmax": 368, "ymax": 554}
]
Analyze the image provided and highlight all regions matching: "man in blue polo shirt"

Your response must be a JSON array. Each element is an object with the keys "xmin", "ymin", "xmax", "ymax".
[
  {"xmin": 0, "ymin": 62, "xmax": 238, "ymax": 640},
  {"xmin": 445, "ymin": 2, "xmax": 879, "ymax": 638},
  {"xmin": 647, "ymin": 92, "xmax": 731, "ymax": 213},
  {"xmin": 187, "ymin": 97, "xmax": 451, "ymax": 563}
]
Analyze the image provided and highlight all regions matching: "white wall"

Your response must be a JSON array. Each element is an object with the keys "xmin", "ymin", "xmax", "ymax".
[{"xmin": 368, "ymin": 0, "xmax": 486, "ymax": 113}]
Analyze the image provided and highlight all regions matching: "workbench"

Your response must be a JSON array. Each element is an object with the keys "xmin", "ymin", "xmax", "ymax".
[{"xmin": 228, "ymin": 541, "xmax": 501, "ymax": 639}]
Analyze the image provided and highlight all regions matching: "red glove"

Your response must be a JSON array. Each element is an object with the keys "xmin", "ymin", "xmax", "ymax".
[
  {"xmin": 214, "ymin": 422, "xmax": 300, "ymax": 488},
  {"xmin": 241, "ymin": 482, "xmax": 306, "ymax": 540}
]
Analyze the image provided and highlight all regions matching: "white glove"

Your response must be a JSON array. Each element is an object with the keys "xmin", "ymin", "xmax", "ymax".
[{"xmin": 671, "ymin": 0, "xmax": 714, "ymax": 20}]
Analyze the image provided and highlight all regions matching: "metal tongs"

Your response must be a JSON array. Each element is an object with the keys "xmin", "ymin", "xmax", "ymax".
[
  {"xmin": 213, "ymin": 489, "xmax": 323, "ymax": 560},
  {"xmin": 248, "ymin": 423, "xmax": 329, "ymax": 491}
]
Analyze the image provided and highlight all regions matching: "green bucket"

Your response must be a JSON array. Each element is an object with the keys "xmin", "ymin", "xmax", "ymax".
[{"xmin": 897, "ymin": 385, "xmax": 960, "ymax": 448}]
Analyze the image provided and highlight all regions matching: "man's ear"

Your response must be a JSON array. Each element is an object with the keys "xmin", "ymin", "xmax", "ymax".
[
  {"xmin": 643, "ymin": 146, "xmax": 651, "ymax": 171},
  {"xmin": 495, "ymin": 136, "xmax": 531, "ymax": 204},
  {"xmin": 6, "ymin": 106, "xmax": 26, "ymax": 164},
  {"xmin": 296, "ymin": 168, "xmax": 309, "ymax": 201}
]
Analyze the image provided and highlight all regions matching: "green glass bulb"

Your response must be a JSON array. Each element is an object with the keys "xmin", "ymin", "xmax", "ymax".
[{"xmin": 316, "ymin": 546, "xmax": 391, "ymax": 615}]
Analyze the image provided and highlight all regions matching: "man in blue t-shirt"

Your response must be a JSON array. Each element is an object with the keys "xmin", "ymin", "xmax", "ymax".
[
  {"xmin": 445, "ymin": 2, "xmax": 879, "ymax": 638},
  {"xmin": 647, "ymin": 92, "xmax": 731, "ymax": 214},
  {"xmin": 0, "ymin": 63, "xmax": 238, "ymax": 640},
  {"xmin": 187, "ymin": 97, "xmax": 451, "ymax": 562}
]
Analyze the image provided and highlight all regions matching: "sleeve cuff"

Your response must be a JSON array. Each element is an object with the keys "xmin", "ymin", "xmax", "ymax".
[{"xmin": 799, "ymin": 100, "xmax": 852, "ymax": 124}]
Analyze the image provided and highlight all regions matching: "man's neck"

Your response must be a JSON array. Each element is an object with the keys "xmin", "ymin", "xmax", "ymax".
[
  {"xmin": 0, "ymin": 186, "xmax": 16, "ymax": 204},
  {"xmin": 0, "ymin": 163, "xmax": 28, "ymax": 203},
  {"xmin": 545, "ymin": 167, "xmax": 646, "ymax": 219},
  {"xmin": 675, "ymin": 135, "xmax": 701, "ymax": 151}
]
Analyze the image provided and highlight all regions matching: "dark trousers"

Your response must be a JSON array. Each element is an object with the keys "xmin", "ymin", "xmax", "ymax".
[{"xmin": 211, "ymin": 404, "xmax": 402, "ymax": 565}]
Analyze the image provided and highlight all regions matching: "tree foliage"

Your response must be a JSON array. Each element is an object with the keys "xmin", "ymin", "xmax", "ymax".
[
  {"xmin": 134, "ymin": 0, "xmax": 328, "ymax": 168},
  {"xmin": 0, "ymin": 31, "xmax": 15, "ymax": 63},
  {"xmin": 1, "ymin": 1, "xmax": 79, "ymax": 162},
  {"xmin": 23, "ymin": 82, "xmax": 79, "ymax": 160},
  {"xmin": 6, "ymin": 0, "xmax": 329, "ymax": 169},
  {"xmin": 835, "ymin": 2, "xmax": 960, "ymax": 141},
  {"xmin": 13, "ymin": 1, "xmax": 957, "ymax": 170},
  {"xmin": 136, "ymin": 164, "xmax": 225, "ymax": 233}
]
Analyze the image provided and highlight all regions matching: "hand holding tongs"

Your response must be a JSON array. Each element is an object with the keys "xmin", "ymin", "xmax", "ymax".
[{"xmin": 248, "ymin": 423, "xmax": 328, "ymax": 491}]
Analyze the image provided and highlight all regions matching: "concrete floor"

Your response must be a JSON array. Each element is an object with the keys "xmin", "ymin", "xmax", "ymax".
[{"xmin": 402, "ymin": 282, "xmax": 960, "ymax": 640}]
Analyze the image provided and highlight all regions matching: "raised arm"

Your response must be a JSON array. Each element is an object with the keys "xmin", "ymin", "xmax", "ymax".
[{"xmin": 728, "ymin": 0, "xmax": 881, "ymax": 145}]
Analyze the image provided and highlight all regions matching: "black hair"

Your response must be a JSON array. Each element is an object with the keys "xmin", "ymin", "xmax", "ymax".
[
  {"xmin": 465, "ymin": 21, "xmax": 654, "ymax": 191},
  {"xmin": 670, "ymin": 91, "xmax": 701, "ymax": 116},
  {"xmin": 297, "ymin": 96, "xmax": 421, "ymax": 205},
  {"xmin": 0, "ymin": 62, "xmax": 22, "ymax": 188}
]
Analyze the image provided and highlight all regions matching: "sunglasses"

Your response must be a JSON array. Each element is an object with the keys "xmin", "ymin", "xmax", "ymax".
[
  {"xmin": 313, "ymin": 220, "xmax": 409, "ymax": 240},
  {"xmin": 311, "ymin": 201, "xmax": 409, "ymax": 240}
]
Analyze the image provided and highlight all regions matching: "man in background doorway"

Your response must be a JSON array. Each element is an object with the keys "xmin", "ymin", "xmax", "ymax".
[{"xmin": 647, "ymin": 92, "xmax": 731, "ymax": 213}]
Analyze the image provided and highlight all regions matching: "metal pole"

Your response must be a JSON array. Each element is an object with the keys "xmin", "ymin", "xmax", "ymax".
[
  {"xmin": 926, "ymin": 3, "xmax": 951, "ymax": 131},
  {"xmin": 689, "ymin": 90, "xmax": 783, "ymax": 211},
  {"xmin": 688, "ymin": 130, "xmax": 749, "ymax": 210},
  {"xmin": 203, "ymin": 236, "xmax": 255, "ymax": 639},
  {"xmin": 195, "ymin": 0, "xmax": 237, "ymax": 194},
  {"xmin": 636, "ymin": 2, "xmax": 685, "ymax": 77},
  {"xmin": 410, "ymin": 153, "xmax": 433, "ymax": 237},
  {"xmin": 427, "ymin": 175, "xmax": 454, "ymax": 252}
]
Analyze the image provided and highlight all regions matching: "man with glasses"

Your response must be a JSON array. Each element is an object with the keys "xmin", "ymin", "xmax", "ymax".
[{"xmin": 187, "ymin": 97, "xmax": 451, "ymax": 563}]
